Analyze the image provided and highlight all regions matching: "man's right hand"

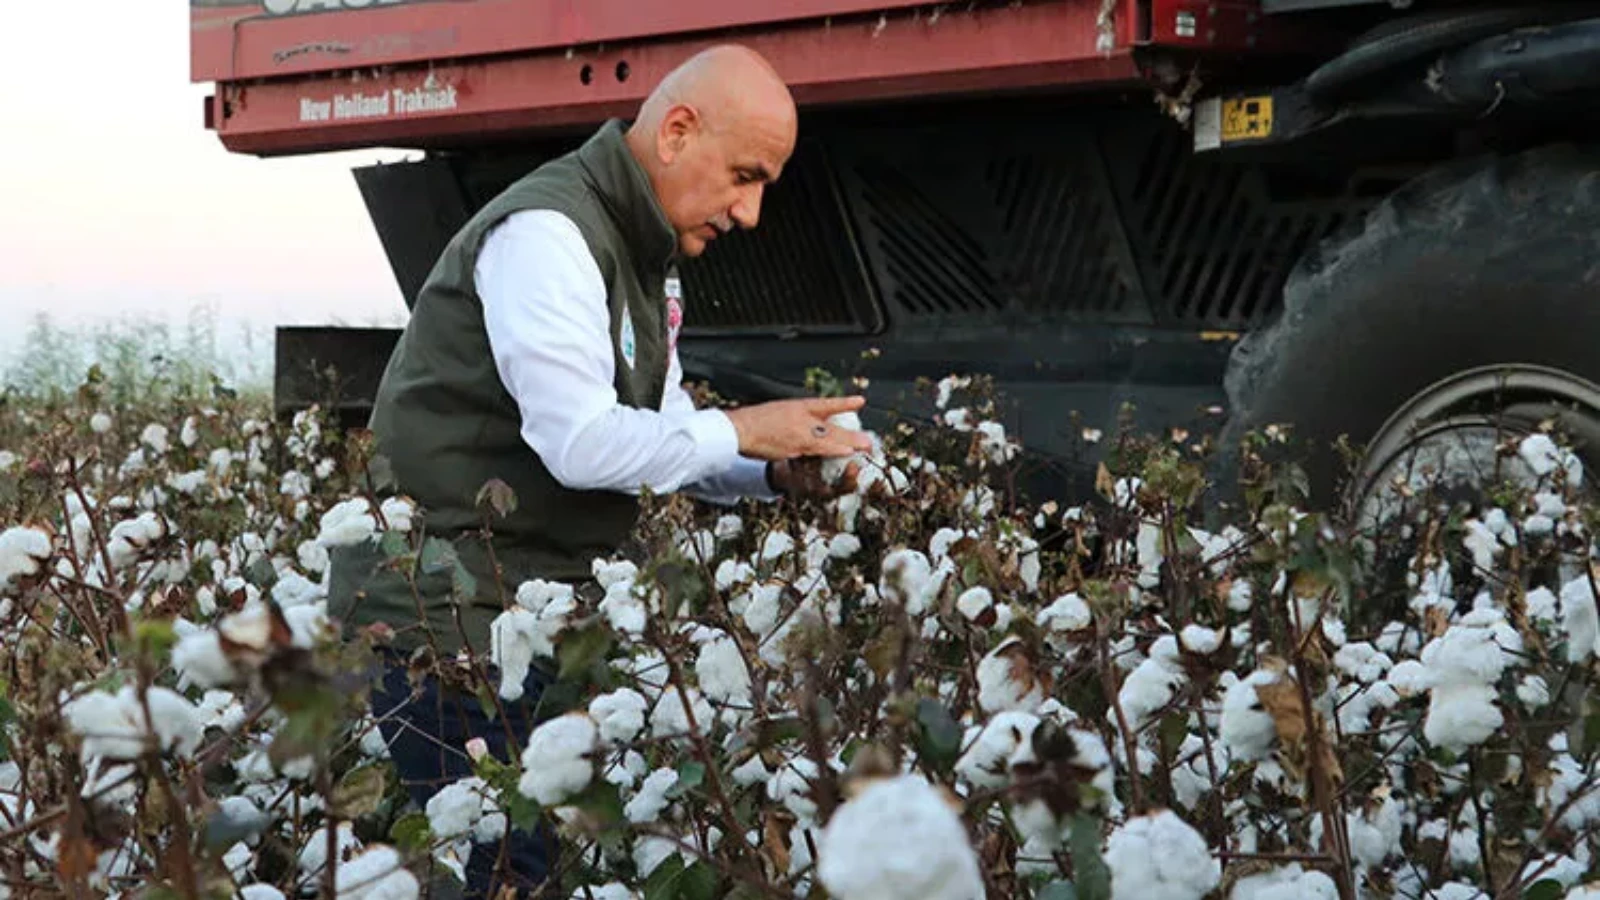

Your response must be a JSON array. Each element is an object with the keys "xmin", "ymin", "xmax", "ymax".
[{"xmin": 723, "ymin": 396, "xmax": 873, "ymax": 460}]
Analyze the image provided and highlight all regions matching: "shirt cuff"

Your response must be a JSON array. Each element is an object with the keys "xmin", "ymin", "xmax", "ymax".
[
  {"xmin": 685, "ymin": 409, "xmax": 741, "ymax": 482},
  {"xmin": 725, "ymin": 455, "xmax": 782, "ymax": 502}
]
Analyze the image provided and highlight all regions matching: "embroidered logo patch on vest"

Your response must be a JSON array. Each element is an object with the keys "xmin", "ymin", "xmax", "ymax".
[
  {"xmin": 665, "ymin": 276, "xmax": 684, "ymax": 353},
  {"xmin": 619, "ymin": 308, "xmax": 637, "ymax": 370}
]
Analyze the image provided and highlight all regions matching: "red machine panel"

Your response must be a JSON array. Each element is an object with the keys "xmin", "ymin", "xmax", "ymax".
[
  {"xmin": 208, "ymin": 2, "xmax": 1146, "ymax": 155},
  {"xmin": 192, "ymin": 0, "xmax": 976, "ymax": 82}
]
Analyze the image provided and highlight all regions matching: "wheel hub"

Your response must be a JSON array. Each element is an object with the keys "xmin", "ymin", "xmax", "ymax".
[{"xmin": 1351, "ymin": 364, "xmax": 1600, "ymax": 534}]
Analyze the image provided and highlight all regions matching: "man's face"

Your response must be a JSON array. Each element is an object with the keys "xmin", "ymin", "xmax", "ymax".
[{"xmin": 653, "ymin": 105, "xmax": 795, "ymax": 257}]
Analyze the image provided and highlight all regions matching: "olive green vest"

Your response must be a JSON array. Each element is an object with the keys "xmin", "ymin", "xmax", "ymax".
[{"xmin": 328, "ymin": 119, "xmax": 677, "ymax": 658}]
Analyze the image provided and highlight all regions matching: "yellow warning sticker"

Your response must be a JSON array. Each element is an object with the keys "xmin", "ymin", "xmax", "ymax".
[{"xmin": 1221, "ymin": 96, "xmax": 1273, "ymax": 142}]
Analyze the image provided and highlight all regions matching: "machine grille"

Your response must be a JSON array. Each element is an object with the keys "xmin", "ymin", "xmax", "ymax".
[
  {"xmin": 1105, "ymin": 120, "xmax": 1368, "ymax": 329},
  {"xmin": 676, "ymin": 139, "xmax": 880, "ymax": 335}
]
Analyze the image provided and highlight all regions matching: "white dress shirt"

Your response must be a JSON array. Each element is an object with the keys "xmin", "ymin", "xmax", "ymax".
[{"xmin": 475, "ymin": 209, "xmax": 778, "ymax": 507}]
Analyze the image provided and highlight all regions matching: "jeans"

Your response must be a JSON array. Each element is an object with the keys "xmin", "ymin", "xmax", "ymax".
[{"xmin": 367, "ymin": 649, "xmax": 559, "ymax": 898}]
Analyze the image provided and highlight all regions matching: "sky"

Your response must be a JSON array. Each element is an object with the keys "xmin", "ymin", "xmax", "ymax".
[{"xmin": 0, "ymin": 3, "xmax": 410, "ymax": 371}]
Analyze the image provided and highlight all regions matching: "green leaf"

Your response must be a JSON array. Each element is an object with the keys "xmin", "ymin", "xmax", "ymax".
[
  {"xmin": 1157, "ymin": 712, "xmax": 1189, "ymax": 762},
  {"xmin": 1525, "ymin": 880, "xmax": 1565, "ymax": 900},
  {"xmin": 0, "ymin": 695, "xmax": 14, "ymax": 761},
  {"xmin": 245, "ymin": 556, "xmax": 278, "ymax": 590},
  {"xmin": 915, "ymin": 698, "xmax": 962, "ymax": 773},
  {"xmin": 667, "ymin": 761, "xmax": 706, "ymax": 799},
  {"xmin": 1037, "ymin": 882, "xmax": 1078, "ymax": 900},
  {"xmin": 558, "ymin": 623, "xmax": 613, "ymax": 681},
  {"xmin": 378, "ymin": 529, "xmax": 409, "ymax": 560},
  {"xmin": 642, "ymin": 854, "xmax": 690, "ymax": 900},
  {"xmin": 570, "ymin": 780, "xmax": 624, "ymax": 829},
  {"xmin": 133, "ymin": 617, "xmax": 177, "ymax": 667},
  {"xmin": 680, "ymin": 861, "xmax": 720, "ymax": 900},
  {"xmin": 389, "ymin": 812, "xmax": 433, "ymax": 854},
  {"xmin": 419, "ymin": 537, "xmax": 457, "ymax": 576},
  {"xmin": 1069, "ymin": 812, "xmax": 1110, "ymax": 900},
  {"xmin": 202, "ymin": 801, "xmax": 269, "ymax": 850},
  {"xmin": 332, "ymin": 763, "xmax": 389, "ymax": 818}
]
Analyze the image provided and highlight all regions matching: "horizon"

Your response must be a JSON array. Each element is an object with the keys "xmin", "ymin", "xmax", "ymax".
[{"xmin": 1, "ymin": 3, "xmax": 412, "ymax": 380}]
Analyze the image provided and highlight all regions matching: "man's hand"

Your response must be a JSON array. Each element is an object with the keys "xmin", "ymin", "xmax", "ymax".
[
  {"xmin": 768, "ymin": 456, "xmax": 859, "ymax": 501},
  {"xmin": 724, "ymin": 396, "xmax": 871, "ymax": 461}
]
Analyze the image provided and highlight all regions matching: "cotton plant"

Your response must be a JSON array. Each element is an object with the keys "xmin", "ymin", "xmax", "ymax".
[{"xmin": 5, "ymin": 372, "xmax": 1600, "ymax": 899}]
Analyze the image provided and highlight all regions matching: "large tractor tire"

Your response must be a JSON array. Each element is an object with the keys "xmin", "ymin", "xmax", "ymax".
[{"xmin": 1218, "ymin": 143, "xmax": 1600, "ymax": 524}]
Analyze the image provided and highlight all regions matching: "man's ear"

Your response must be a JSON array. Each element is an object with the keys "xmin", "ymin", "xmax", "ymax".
[{"xmin": 657, "ymin": 103, "xmax": 699, "ymax": 164}]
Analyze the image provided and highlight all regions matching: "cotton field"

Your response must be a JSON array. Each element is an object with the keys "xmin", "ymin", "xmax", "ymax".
[{"xmin": 1, "ymin": 370, "xmax": 1599, "ymax": 900}]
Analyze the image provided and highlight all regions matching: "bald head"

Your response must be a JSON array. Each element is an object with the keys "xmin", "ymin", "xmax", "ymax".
[{"xmin": 625, "ymin": 45, "xmax": 798, "ymax": 257}]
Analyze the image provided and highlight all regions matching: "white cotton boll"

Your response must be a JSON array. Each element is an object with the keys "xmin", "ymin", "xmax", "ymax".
[
  {"xmin": 650, "ymin": 687, "xmax": 714, "ymax": 739},
  {"xmin": 1227, "ymin": 578, "xmax": 1254, "ymax": 612},
  {"xmin": 936, "ymin": 375, "xmax": 971, "ymax": 409},
  {"xmin": 713, "ymin": 514, "xmax": 743, "ymax": 541},
  {"xmin": 928, "ymin": 527, "xmax": 968, "ymax": 563},
  {"xmin": 426, "ymin": 778, "xmax": 489, "ymax": 841},
  {"xmin": 1520, "ymin": 433, "xmax": 1566, "ymax": 478},
  {"xmin": 1420, "ymin": 615, "xmax": 1513, "ymax": 685},
  {"xmin": 1229, "ymin": 863, "xmax": 1339, "ymax": 900},
  {"xmin": 1561, "ymin": 575, "xmax": 1599, "ymax": 663},
  {"xmin": 598, "ymin": 581, "xmax": 647, "ymax": 637},
  {"xmin": 377, "ymin": 497, "xmax": 415, "ymax": 533},
  {"xmin": 1526, "ymin": 586, "xmax": 1559, "ymax": 623},
  {"xmin": 742, "ymin": 582, "xmax": 784, "ymax": 637},
  {"xmin": 976, "ymin": 639, "xmax": 1046, "ymax": 714},
  {"xmin": 624, "ymin": 768, "xmax": 680, "ymax": 824},
  {"xmin": 1118, "ymin": 653, "xmax": 1186, "ymax": 731},
  {"xmin": 1179, "ymin": 625, "xmax": 1221, "ymax": 655},
  {"xmin": 1105, "ymin": 809, "xmax": 1220, "ymax": 900},
  {"xmin": 297, "ymin": 821, "xmax": 361, "ymax": 877},
  {"xmin": 1387, "ymin": 659, "xmax": 1432, "ymax": 696},
  {"xmin": 879, "ymin": 548, "xmax": 933, "ymax": 613},
  {"xmin": 716, "ymin": 558, "xmax": 755, "ymax": 591},
  {"xmin": 955, "ymin": 711, "xmax": 1041, "ymax": 789},
  {"xmin": 828, "ymin": 532, "xmax": 861, "ymax": 560},
  {"xmin": 1462, "ymin": 519, "xmax": 1501, "ymax": 572},
  {"xmin": 956, "ymin": 586, "xmax": 994, "ymax": 622},
  {"xmin": 1424, "ymin": 682, "xmax": 1502, "ymax": 752},
  {"xmin": 1541, "ymin": 754, "xmax": 1600, "ymax": 830},
  {"xmin": 280, "ymin": 470, "xmax": 313, "ymax": 499},
  {"xmin": 272, "ymin": 571, "xmax": 324, "ymax": 609},
  {"xmin": 1220, "ymin": 669, "xmax": 1282, "ymax": 761},
  {"xmin": 589, "ymin": 689, "xmax": 648, "ymax": 744},
  {"xmin": 975, "ymin": 420, "xmax": 1018, "ymax": 464},
  {"xmin": 284, "ymin": 602, "xmax": 333, "ymax": 649},
  {"xmin": 732, "ymin": 754, "xmax": 771, "ymax": 787},
  {"xmin": 333, "ymin": 845, "xmax": 420, "ymax": 900},
  {"xmin": 295, "ymin": 540, "xmax": 329, "ymax": 576},
  {"xmin": 591, "ymin": 558, "xmax": 637, "ymax": 589},
  {"xmin": 167, "ymin": 469, "xmax": 208, "ymax": 495},
  {"xmin": 316, "ymin": 499, "xmax": 377, "ymax": 548},
  {"xmin": 172, "ymin": 630, "xmax": 239, "ymax": 689},
  {"xmin": 1518, "ymin": 674, "xmax": 1551, "ymax": 708},
  {"xmin": 1334, "ymin": 642, "xmax": 1394, "ymax": 684},
  {"xmin": 761, "ymin": 529, "xmax": 795, "ymax": 562},
  {"xmin": 1036, "ymin": 592, "xmax": 1093, "ymax": 633},
  {"xmin": 490, "ymin": 608, "xmax": 543, "ymax": 701},
  {"xmin": 817, "ymin": 774, "xmax": 984, "ymax": 900},
  {"xmin": 141, "ymin": 424, "xmax": 170, "ymax": 454},
  {"xmin": 517, "ymin": 713, "xmax": 598, "ymax": 806},
  {"xmin": 1447, "ymin": 824, "xmax": 1481, "ymax": 870},
  {"xmin": 568, "ymin": 884, "xmax": 634, "ymax": 900},
  {"xmin": 633, "ymin": 835, "xmax": 679, "ymax": 880},
  {"xmin": 768, "ymin": 757, "xmax": 821, "ymax": 820},
  {"xmin": 90, "ymin": 413, "xmax": 113, "ymax": 434},
  {"xmin": 695, "ymin": 635, "xmax": 752, "ymax": 706},
  {"xmin": 239, "ymin": 885, "xmax": 284, "ymax": 900},
  {"xmin": 0, "ymin": 526, "xmax": 53, "ymax": 590},
  {"xmin": 1516, "ymin": 854, "xmax": 1586, "ymax": 890}
]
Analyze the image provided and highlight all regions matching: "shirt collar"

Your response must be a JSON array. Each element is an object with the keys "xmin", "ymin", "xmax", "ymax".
[{"xmin": 578, "ymin": 118, "xmax": 681, "ymax": 275}]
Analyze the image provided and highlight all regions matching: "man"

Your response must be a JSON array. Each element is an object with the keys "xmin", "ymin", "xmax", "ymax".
[{"xmin": 327, "ymin": 45, "xmax": 870, "ymax": 897}]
